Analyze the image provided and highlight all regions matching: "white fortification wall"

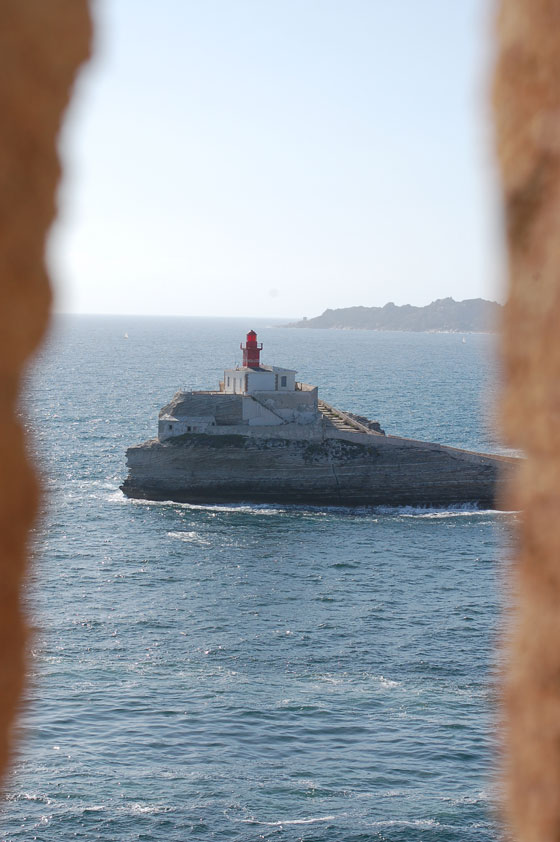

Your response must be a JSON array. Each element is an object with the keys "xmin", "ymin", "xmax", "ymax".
[{"xmin": 157, "ymin": 386, "xmax": 320, "ymax": 440}]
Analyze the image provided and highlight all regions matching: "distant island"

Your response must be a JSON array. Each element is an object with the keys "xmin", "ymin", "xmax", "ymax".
[
  {"xmin": 287, "ymin": 297, "xmax": 502, "ymax": 333},
  {"xmin": 122, "ymin": 329, "xmax": 514, "ymax": 508}
]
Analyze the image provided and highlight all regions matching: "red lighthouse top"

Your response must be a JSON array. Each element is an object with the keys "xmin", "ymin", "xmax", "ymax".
[{"xmin": 241, "ymin": 330, "xmax": 263, "ymax": 369}]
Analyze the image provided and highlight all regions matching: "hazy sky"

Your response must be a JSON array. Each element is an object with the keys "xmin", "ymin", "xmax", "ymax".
[{"xmin": 49, "ymin": 0, "xmax": 505, "ymax": 319}]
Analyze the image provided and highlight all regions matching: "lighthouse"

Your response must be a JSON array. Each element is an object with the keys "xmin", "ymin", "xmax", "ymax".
[
  {"xmin": 222, "ymin": 331, "xmax": 297, "ymax": 395},
  {"xmin": 241, "ymin": 330, "xmax": 263, "ymax": 369},
  {"xmin": 155, "ymin": 330, "xmax": 320, "ymax": 440}
]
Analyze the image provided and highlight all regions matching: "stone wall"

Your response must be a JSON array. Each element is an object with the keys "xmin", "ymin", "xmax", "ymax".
[
  {"xmin": 493, "ymin": 1, "xmax": 560, "ymax": 837},
  {"xmin": 251, "ymin": 388, "xmax": 318, "ymax": 424},
  {"xmin": 160, "ymin": 391, "xmax": 244, "ymax": 427},
  {"xmin": 159, "ymin": 415, "xmax": 216, "ymax": 440},
  {"xmin": 0, "ymin": 0, "xmax": 91, "ymax": 782}
]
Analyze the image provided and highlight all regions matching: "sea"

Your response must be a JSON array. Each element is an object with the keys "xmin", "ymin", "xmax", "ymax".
[{"xmin": 2, "ymin": 316, "xmax": 515, "ymax": 842}]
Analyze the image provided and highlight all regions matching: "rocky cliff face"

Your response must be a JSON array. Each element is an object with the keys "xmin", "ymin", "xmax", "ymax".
[{"xmin": 121, "ymin": 431, "xmax": 513, "ymax": 508}]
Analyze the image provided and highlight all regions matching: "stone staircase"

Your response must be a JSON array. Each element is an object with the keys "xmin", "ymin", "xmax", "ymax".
[{"xmin": 318, "ymin": 400, "xmax": 366, "ymax": 433}]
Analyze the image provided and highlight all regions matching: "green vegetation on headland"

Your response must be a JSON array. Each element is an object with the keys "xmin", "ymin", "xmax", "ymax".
[{"xmin": 287, "ymin": 297, "xmax": 501, "ymax": 333}]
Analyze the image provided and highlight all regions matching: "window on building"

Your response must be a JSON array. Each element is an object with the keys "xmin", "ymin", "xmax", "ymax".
[
  {"xmin": 187, "ymin": 426, "xmax": 191, "ymax": 432},
  {"xmin": 227, "ymin": 377, "xmax": 230, "ymax": 387},
  {"xmin": 168, "ymin": 424, "xmax": 172, "ymax": 430},
  {"xmin": 281, "ymin": 376, "xmax": 287, "ymax": 387}
]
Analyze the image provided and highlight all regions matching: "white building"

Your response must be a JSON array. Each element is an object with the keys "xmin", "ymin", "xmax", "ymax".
[
  {"xmin": 222, "ymin": 365, "xmax": 296, "ymax": 395},
  {"xmin": 158, "ymin": 331, "xmax": 320, "ymax": 440}
]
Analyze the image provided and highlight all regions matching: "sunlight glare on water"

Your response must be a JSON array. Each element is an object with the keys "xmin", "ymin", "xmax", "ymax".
[{"xmin": 3, "ymin": 317, "xmax": 513, "ymax": 841}]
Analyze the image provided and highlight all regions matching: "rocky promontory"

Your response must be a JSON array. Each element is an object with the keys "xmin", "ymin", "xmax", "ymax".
[
  {"xmin": 288, "ymin": 297, "xmax": 502, "ymax": 333},
  {"xmin": 121, "ymin": 330, "xmax": 514, "ymax": 509},
  {"xmin": 122, "ymin": 426, "xmax": 514, "ymax": 508}
]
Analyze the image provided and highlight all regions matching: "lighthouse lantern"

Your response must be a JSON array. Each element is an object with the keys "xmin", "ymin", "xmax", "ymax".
[{"xmin": 241, "ymin": 330, "xmax": 263, "ymax": 368}]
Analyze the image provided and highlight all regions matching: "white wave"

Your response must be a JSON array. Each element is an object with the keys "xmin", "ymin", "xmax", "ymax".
[
  {"xmin": 305, "ymin": 673, "xmax": 401, "ymax": 693},
  {"xmin": 167, "ymin": 530, "xmax": 211, "ymax": 545},
  {"xmin": 120, "ymin": 803, "xmax": 173, "ymax": 815},
  {"xmin": 378, "ymin": 675, "xmax": 400, "ymax": 689},
  {"xmin": 244, "ymin": 815, "xmax": 336, "ymax": 826},
  {"xmin": 8, "ymin": 792, "xmax": 53, "ymax": 806},
  {"xmin": 373, "ymin": 503, "xmax": 517, "ymax": 518},
  {"xmin": 129, "ymin": 498, "xmax": 285, "ymax": 515},
  {"xmin": 371, "ymin": 819, "xmax": 440, "ymax": 828},
  {"xmin": 106, "ymin": 489, "xmax": 126, "ymax": 503},
  {"xmin": 114, "ymin": 491, "xmax": 518, "ymax": 519},
  {"xmin": 452, "ymin": 789, "xmax": 492, "ymax": 805}
]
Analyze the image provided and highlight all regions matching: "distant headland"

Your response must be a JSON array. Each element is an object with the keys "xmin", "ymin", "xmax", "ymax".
[{"xmin": 286, "ymin": 297, "xmax": 502, "ymax": 333}]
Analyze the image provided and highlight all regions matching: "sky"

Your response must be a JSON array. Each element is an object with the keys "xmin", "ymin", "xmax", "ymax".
[{"xmin": 49, "ymin": 0, "xmax": 506, "ymax": 319}]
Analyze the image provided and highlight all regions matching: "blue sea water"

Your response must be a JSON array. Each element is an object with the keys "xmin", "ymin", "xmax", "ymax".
[{"xmin": 3, "ymin": 317, "xmax": 514, "ymax": 841}]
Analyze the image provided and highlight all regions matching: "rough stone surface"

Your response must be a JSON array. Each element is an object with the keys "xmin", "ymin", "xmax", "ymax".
[
  {"xmin": 122, "ymin": 427, "xmax": 513, "ymax": 508},
  {"xmin": 493, "ymin": 1, "xmax": 560, "ymax": 838},
  {"xmin": 161, "ymin": 392, "xmax": 244, "ymax": 426},
  {"xmin": 344, "ymin": 411, "xmax": 385, "ymax": 436},
  {"xmin": 0, "ymin": 0, "xmax": 91, "ymax": 783}
]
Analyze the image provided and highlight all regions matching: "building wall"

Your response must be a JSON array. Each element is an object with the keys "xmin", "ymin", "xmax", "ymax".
[
  {"xmin": 158, "ymin": 388, "xmax": 319, "ymax": 439},
  {"xmin": 177, "ymin": 393, "xmax": 243, "ymax": 424},
  {"xmin": 222, "ymin": 368, "xmax": 297, "ymax": 394},
  {"xmin": 241, "ymin": 397, "xmax": 284, "ymax": 426},
  {"xmin": 223, "ymin": 369, "xmax": 248, "ymax": 394},
  {"xmin": 252, "ymin": 388, "xmax": 318, "ymax": 424},
  {"xmin": 247, "ymin": 370, "xmax": 275, "ymax": 392},
  {"xmin": 202, "ymin": 419, "xmax": 325, "ymax": 441},
  {"xmin": 160, "ymin": 397, "xmax": 294, "ymax": 436},
  {"xmin": 271, "ymin": 368, "xmax": 296, "ymax": 391},
  {"xmin": 158, "ymin": 393, "xmax": 244, "ymax": 435},
  {"xmin": 159, "ymin": 416, "xmax": 216, "ymax": 440}
]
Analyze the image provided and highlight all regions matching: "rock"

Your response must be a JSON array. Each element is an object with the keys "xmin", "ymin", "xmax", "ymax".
[{"xmin": 121, "ymin": 428, "xmax": 515, "ymax": 509}]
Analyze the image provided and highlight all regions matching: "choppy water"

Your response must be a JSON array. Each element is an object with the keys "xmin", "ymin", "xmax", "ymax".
[{"xmin": 4, "ymin": 317, "xmax": 513, "ymax": 841}]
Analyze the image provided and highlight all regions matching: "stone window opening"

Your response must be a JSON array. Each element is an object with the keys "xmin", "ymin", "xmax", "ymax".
[{"xmin": 281, "ymin": 376, "xmax": 287, "ymax": 387}]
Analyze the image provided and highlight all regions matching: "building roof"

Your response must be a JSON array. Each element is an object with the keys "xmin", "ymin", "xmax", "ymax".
[
  {"xmin": 269, "ymin": 365, "xmax": 297, "ymax": 374},
  {"xmin": 223, "ymin": 364, "xmax": 297, "ymax": 374}
]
